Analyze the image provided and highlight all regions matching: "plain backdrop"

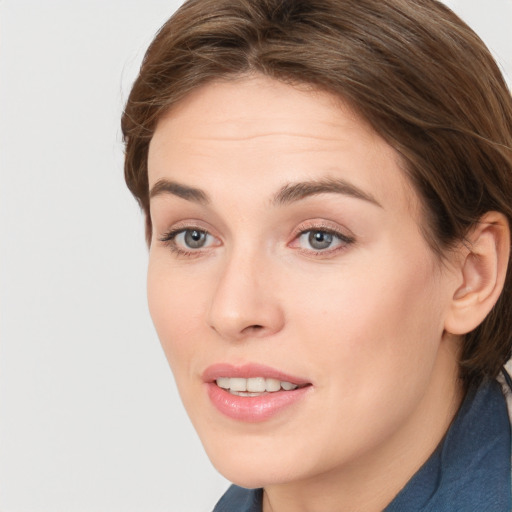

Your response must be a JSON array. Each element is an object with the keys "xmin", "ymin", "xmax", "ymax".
[{"xmin": 0, "ymin": 1, "xmax": 511, "ymax": 511}]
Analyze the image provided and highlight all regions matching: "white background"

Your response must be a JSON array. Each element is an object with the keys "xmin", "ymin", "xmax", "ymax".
[{"xmin": 0, "ymin": 1, "xmax": 510, "ymax": 511}]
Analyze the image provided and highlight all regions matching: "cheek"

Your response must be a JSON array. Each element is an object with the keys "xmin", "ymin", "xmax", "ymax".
[
  {"xmin": 146, "ymin": 258, "xmax": 207, "ymax": 376},
  {"xmin": 286, "ymin": 247, "xmax": 446, "ymax": 396},
  {"xmin": 267, "ymin": 254, "xmax": 447, "ymax": 466}
]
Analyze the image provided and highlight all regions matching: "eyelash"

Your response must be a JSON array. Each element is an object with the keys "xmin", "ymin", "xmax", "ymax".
[
  {"xmin": 292, "ymin": 223, "xmax": 355, "ymax": 257},
  {"xmin": 159, "ymin": 226, "xmax": 215, "ymax": 258},
  {"xmin": 158, "ymin": 224, "xmax": 355, "ymax": 258}
]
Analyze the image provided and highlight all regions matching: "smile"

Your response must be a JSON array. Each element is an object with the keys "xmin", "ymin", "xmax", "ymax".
[
  {"xmin": 215, "ymin": 377, "xmax": 300, "ymax": 396},
  {"xmin": 204, "ymin": 364, "xmax": 312, "ymax": 422}
]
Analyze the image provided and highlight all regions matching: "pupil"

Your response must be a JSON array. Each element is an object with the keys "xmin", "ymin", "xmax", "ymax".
[
  {"xmin": 185, "ymin": 230, "xmax": 206, "ymax": 248},
  {"xmin": 309, "ymin": 231, "xmax": 333, "ymax": 250}
]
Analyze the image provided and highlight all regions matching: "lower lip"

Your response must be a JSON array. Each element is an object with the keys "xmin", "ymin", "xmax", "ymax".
[{"xmin": 206, "ymin": 383, "xmax": 311, "ymax": 422}]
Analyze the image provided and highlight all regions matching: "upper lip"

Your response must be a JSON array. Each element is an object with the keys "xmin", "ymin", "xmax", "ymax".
[{"xmin": 202, "ymin": 363, "xmax": 311, "ymax": 386}]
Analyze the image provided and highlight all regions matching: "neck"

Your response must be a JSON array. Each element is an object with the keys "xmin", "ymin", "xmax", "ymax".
[{"xmin": 263, "ymin": 336, "xmax": 464, "ymax": 512}]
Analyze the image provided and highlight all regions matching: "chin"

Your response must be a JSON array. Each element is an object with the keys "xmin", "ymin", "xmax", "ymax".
[
  {"xmin": 201, "ymin": 432, "xmax": 313, "ymax": 489},
  {"xmin": 213, "ymin": 458, "xmax": 295, "ymax": 490}
]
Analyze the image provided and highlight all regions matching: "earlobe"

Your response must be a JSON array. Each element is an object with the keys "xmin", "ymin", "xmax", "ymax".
[{"xmin": 445, "ymin": 212, "xmax": 510, "ymax": 335}]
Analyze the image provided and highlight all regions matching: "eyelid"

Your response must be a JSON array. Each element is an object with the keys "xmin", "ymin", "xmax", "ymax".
[
  {"xmin": 289, "ymin": 220, "xmax": 355, "ymax": 255},
  {"xmin": 291, "ymin": 220, "xmax": 355, "ymax": 241},
  {"xmin": 157, "ymin": 219, "xmax": 217, "ymax": 241},
  {"xmin": 157, "ymin": 220, "xmax": 222, "ymax": 256}
]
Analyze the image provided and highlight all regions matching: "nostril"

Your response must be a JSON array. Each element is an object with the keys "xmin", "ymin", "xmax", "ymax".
[{"xmin": 243, "ymin": 324, "xmax": 264, "ymax": 334}]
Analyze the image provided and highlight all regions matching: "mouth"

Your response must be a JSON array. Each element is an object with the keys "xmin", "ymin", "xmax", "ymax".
[
  {"xmin": 215, "ymin": 376, "xmax": 307, "ymax": 396},
  {"xmin": 203, "ymin": 364, "xmax": 312, "ymax": 422}
]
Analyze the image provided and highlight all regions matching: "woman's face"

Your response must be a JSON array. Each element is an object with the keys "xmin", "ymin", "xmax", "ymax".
[{"xmin": 147, "ymin": 76, "xmax": 461, "ymax": 488}]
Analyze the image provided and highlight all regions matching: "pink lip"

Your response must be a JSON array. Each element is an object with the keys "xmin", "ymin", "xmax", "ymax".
[{"xmin": 203, "ymin": 363, "xmax": 312, "ymax": 423}]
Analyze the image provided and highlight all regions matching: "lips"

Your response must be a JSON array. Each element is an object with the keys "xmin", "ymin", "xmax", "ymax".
[
  {"xmin": 202, "ymin": 363, "xmax": 310, "ymax": 385},
  {"xmin": 203, "ymin": 363, "xmax": 312, "ymax": 422}
]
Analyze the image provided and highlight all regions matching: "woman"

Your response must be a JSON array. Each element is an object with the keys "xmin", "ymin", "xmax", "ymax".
[{"xmin": 122, "ymin": 0, "xmax": 512, "ymax": 510}]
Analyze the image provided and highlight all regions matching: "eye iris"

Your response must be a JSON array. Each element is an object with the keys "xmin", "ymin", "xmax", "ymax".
[
  {"xmin": 184, "ymin": 230, "xmax": 206, "ymax": 248},
  {"xmin": 309, "ymin": 231, "xmax": 333, "ymax": 250}
]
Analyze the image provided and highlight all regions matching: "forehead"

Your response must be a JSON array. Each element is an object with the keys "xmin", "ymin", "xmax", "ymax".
[
  {"xmin": 148, "ymin": 76, "xmax": 417, "ymax": 216},
  {"xmin": 151, "ymin": 77, "xmax": 378, "ymax": 154}
]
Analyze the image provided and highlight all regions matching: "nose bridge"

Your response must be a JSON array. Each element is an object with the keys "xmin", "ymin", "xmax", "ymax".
[{"xmin": 207, "ymin": 241, "xmax": 284, "ymax": 340}]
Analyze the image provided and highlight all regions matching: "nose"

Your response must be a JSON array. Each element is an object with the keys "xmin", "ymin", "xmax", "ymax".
[{"xmin": 207, "ymin": 248, "xmax": 285, "ymax": 342}]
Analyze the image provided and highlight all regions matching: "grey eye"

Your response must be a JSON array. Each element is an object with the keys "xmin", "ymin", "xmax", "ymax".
[
  {"xmin": 296, "ymin": 229, "xmax": 351, "ymax": 253},
  {"xmin": 183, "ymin": 229, "xmax": 208, "ymax": 248},
  {"xmin": 308, "ymin": 230, "xmax": 334, "ymax": 250}
]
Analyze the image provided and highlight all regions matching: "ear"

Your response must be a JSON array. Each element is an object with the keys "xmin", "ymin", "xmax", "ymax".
[{"xmin": 444, "ymin": 211, "xmax": 510, "ymax": 335}]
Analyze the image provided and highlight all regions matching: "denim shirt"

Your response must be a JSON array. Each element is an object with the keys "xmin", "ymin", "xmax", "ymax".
[{"xmin": 213, "ymin": 377, "xmax": 511, "ymax": 512}]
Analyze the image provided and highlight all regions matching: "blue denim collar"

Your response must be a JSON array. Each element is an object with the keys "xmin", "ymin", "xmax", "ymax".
[{"xmin": 384, "ymin": 378, "xmax": 511, "ymax": 511}]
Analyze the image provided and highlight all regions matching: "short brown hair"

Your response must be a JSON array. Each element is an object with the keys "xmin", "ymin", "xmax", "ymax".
[{"xmin": 122, "ymin": 0, "xmax": 512, "ymax": 386}]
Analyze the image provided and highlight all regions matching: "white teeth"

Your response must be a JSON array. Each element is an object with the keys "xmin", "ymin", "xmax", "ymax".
[
  {"xmin": 247, "ymin": 377, "xmax": 266, "ymax": 392},
  {"xmin": 281, "ymin": 381, "xmax": 298, "ymax": 391},
  {"xmin": 215, "ymin": 377, "xmax": 300, "ymax": 393},
  {"xmin": 216, "ymin": 377, "xmax": 230, "ymax": 390},
  {"xmin": 266, "ymin": 378, "xmax": 281, "ymax": 392},
  {"xmin": 229, "ymin": 378, "xmax": 247, "ymax": 392}
]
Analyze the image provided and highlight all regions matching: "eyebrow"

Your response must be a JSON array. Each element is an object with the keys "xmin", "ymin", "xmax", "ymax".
[
  {"xmin": 150, "ymin": 179, "xmax": 210, "ymax": 204},
  {"xmin": 149, "ymin": 176, "xmax": 381, "ymax": 208},
  {"xmin": 273, "ymin": 177, "xmax": 382, "ymax": 207}
]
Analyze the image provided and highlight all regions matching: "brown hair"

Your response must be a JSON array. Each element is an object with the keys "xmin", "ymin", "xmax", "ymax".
[{"xmin": 122, "ymin": 0, "xmax": 512, "ymax": 386}]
